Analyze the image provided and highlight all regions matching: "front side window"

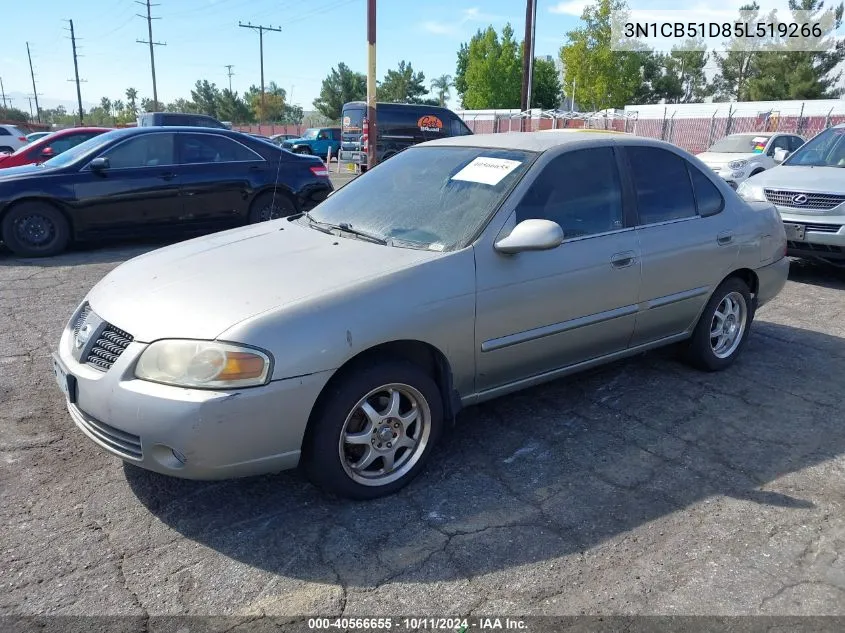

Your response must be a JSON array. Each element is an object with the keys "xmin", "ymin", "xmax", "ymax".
[
  {"xmin": 516, "ymin": 147, "xmax": 624, "ymax": 239},
  {"xmin": 301, "ymin": 128, "xmax": 319, "ymax": 140},
  {"xmin": 768, "ymin": 136, "xmax": 791, "ymax": 155},
  {"xmin": 790, "ymin": 136, "xmax": 805, "ymax": 152},
  {"xmin": 305, "ymin": 146, "xmax": 534, "ymax": 251},
  {"xmin": 179, "ymin": 134, "xmax": 260, "ymax": 163},
  {"xmin": 628, "ymin": 146, "xmax": 697, "ymax": 225},
  {"xmin": 47, "ymin": 133, "xmax": 97, "ymax": 155},
  {"xmin": 101, "ymin": 133, "xmax": 176, "ymax": 168}
]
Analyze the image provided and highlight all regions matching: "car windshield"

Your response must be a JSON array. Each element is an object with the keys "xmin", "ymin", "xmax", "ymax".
[
  {"xmin": 301, "ymin": 128, "xmax": 319, "ymax": 140},
  {"xmin": 707, "ymin": 134, "xmax": 770, "ymax": 153},
  {"xmin": 303, "ymin": 146, "xmax": 535, "ymax": 251},
  {"xmin": 783, "ymin": 127, "xmax": 845, "ymax": 167},
  {"xmin": 40, "ymin": 129, "xmax": 124, "ymax": 168}
]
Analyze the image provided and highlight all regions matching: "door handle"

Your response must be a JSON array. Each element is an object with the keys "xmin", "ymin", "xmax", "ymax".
[
  {"xmin": 610, "ymin": 251, "xmax": 636, "ymax": 268},
  {"xmin": 717, "ymin": 231, "xmax": 734, "ymax": 246},
  {"xmin": 160, "ymin": 171, "xmax": 176, "ymax": 181}
]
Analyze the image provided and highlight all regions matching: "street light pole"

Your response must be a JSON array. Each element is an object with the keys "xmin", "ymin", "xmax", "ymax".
[{"xmin": 366, "ymin": 0, "xmax": 377, "ymax": 169}]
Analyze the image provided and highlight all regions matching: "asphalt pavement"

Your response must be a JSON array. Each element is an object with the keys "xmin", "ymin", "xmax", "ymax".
[{"xmin": 1, "ymin": 229, "xmax": 844, "ymax": 624}]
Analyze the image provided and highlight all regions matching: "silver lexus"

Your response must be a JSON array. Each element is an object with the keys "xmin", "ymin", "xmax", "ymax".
[{"xmin": 53, "ymin": 131, "xmax": 789, "ymax": 499}]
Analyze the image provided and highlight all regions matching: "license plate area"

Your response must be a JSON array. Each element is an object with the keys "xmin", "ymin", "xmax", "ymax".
[
  {"xmin": 52, "ymin": 354, "xmax": 77, "ymax": 404},
  {"xmin": 785, "ymin": 223, "xmax": 806, "ymax": 241}
]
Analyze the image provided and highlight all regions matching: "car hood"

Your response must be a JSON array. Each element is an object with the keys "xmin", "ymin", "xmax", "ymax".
[
  {"xmin": 87, "ymin": 220, "xmax": 443, "ymax": 342},
  {"xmin": 746, "ymin": 165, "xmax": 845, "ymax": 192},
  {"xmin": 0, "ymin": 164, "xmax": 46, "ymax": 179},
  {"xmin": 697, "ymin": 151, "xmax": 764, "ymax": 165}
]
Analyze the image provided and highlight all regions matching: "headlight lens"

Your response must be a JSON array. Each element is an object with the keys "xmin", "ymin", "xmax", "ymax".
[
  {"xmin": 736, "ymin": 180, "xmax": 766, "ymax": 202},
  {"xmin": 135, "ymin": 340, "xmax": 271, "ymax": 389},
  {"xmin": 728, "ymin": 159, "xmax": 749, "ymax": 169}
]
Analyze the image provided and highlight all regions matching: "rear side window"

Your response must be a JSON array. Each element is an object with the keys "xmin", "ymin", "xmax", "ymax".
[
  {"xmin": 516, "ymin": 147, "xmax": 624, "ymax": 239},
  {"xmin": 179, "ymin": 133, "xmax": 261, "ymax": 163},
  {"xmin": 688, "ymin": 164, "xmax": 723, "ymax": 216},
  {"xmin": 0, "ymin": 127, "xmax": 10, "ymax": 136},
  {"xmin": 627, "ymin": 146, "xmax": 697, "ymax": 225}
]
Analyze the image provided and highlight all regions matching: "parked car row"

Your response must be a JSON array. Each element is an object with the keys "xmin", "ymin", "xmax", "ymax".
[
  {"xmin": 49, "ymin": 128, "xmax": 790, "ymax": 499},
  {"xmin": 0, "ymin": 126, "xmax": 332, "ymax": 256}
]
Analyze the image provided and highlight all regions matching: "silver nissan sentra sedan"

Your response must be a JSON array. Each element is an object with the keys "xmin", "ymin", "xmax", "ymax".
[{"xmin": 53, "ymin": 130, "xmax": 789, "ymax": 499}]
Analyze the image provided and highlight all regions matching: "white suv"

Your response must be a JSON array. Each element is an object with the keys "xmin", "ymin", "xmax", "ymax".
[
  {"xmin": 0, "ymin": 124, "xmax": 30, "ymax": 154},
  {"xmin": 697, "ymin": 132, "xmax": 806, "ymax": 189},
  {"xmin": 738, "ymin": 124, "xmax": 845, "ymax": 267}
]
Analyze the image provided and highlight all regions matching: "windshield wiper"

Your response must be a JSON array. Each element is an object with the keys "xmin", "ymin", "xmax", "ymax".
[{"xmin": 303, "ymin": 213, "xmax": 387, "ymax": 245}]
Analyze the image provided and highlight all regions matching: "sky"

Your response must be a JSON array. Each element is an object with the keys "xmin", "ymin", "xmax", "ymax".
[{"xmin": 0, "ymin": 0, "xmax": 802, "ymax": 115}]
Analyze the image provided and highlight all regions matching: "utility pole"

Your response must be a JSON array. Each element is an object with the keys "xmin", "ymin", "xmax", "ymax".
[
  {"xmin": 66, "ymin": 20, "xmax": 85, "ymax": 125},
  {"xmin": 238, "ymin": 22, "xmax": 282, "ymax": 123},
  {"xmin": 27, "ymin": 97, "xmax": 34, "ymax": 121},
  {"xmin": 136, "ymin": 0, "xmax": 165, "ymax": 111},
  {"xmin": 366, "ymin": 0, "xmax": 377, "ymax": 169},
  {"xmin": 519, "ymin": 0, "xmax": 537, "ymax": 127},
  {"xmin": 0, "ymin": 76, "xmax": 7, "ymax": 109},
  {"xmin": 26, "ymin": 42, "xmax": 41, "ymax": 123},
  {"xmin": 225, "ymin": 65, "xmax": 234, "ymax": 92}
]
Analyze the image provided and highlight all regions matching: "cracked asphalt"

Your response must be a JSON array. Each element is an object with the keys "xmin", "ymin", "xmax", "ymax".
[{"xmin": 1, "ymin": 228, "xmax": 844, "ymax": 624}]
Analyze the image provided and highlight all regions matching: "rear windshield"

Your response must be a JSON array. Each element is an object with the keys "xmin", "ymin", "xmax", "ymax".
[
  {"xmin": 342, "ymin": 105, "xmax": 365, "ymax": 138},
  {"xmin": 707, "ymin": 134, "xmax": 771, "ymax": 153},
  {"xmin": 784, "ymin": 127, "xmax": 845, "ymax": 167}
]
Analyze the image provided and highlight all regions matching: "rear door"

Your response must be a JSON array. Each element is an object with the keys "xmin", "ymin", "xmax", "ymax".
[
  {"xmin": 177, "ymin": 132, "xmax": 267, "ymax": 225},
  {"xmin": 73, "ymin": 132, "xmax": 184, "ymax": 235},
  {"xmin": 624, "ymin": 144, "xmax": 739, "ymax": 346}
]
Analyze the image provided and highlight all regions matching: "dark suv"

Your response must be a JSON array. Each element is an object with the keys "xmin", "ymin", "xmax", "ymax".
[{"xmin": 137, "ymin": 112, "xmax": 229, "ymax": 129}]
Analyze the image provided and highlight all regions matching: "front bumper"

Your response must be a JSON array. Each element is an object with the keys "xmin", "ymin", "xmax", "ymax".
[
  {"xmin": 710, "ymin": 167, "xmax": 752, "ymax": 189},
  {"xmin": 54, "ymin": 309, "xmax": 333, "ymax": 480},
  {"xmin": 778, "ymin": 209, "xmax": 845, "ymax": 261}
]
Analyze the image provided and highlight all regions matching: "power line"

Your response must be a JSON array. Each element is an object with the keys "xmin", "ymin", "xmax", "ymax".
[
  {"xmin": 136, "ymin": 0, "xmax": 166, "ymax": 110},
  {"xmin": 225, "ymin": 64, "xmax": 235, "ymax": 92},
  {"xmin": 238, "ymin": 21, "xmax": 282, "ymax": 123},
  {"xmin": 66, "ymin": 20, "xmax": 86, "ymax": 125},
  {"xmin": 26, "ymin": 42, "xmax": 42, "ymax": 123}
]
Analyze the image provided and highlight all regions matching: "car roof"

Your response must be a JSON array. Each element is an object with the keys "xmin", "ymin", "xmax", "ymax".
[{"xmin": 419, "ymin": 129, "xmax": 679, "ymax": 153}]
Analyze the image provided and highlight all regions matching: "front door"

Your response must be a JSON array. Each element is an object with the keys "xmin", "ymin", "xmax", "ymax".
[
  {"xmin": 623, "ymin": 145, "xmax": 740, "ymax": 346},
  {"xmin": 474, "ymin": 146, "xmax": 642, "ymax": 393},
  {"xmin": 74, "ymin": 132, "xmax": 183, "ymax": 235}
]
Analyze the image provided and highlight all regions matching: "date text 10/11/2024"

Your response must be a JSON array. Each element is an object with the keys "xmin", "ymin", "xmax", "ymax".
[{"xmin": 307, "ymin": 617, "xmax": 528, "ymax": 631}]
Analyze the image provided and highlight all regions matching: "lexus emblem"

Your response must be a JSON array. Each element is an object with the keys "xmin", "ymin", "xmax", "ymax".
[
  {"xmin": 74, "ymin": 323, "xmax": 92, "ymax": 349},
  {"xmin": 791, "ymin": 194, "xmax": 809, "ymax": 205}
]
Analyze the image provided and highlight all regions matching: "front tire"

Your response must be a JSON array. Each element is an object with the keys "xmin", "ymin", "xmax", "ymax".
[
  {"xmin": 247, "ymin": 191, "xmax": 296, "ymax": 223},
  {"xmin": 1, "ymin": 201, "xmax": 70, "ymax": 257},
  {"xmin": 683, "ymin": 277, "xmax": 752, "ymax": 371},
  {"xmin": 303, "ymin": 359, "xmax": 444, "ymax": 499}
]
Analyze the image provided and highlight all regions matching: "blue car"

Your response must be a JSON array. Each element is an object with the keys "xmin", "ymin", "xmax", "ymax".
[{"xmin": 281, "ymin": 127, "xmax": 341, "ymax": 159}]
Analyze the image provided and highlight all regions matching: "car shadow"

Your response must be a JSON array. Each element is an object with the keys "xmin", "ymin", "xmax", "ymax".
[
  {"xmin": 124, "ymin": 319, "xmax": 845, "ymax": 588},
  {"xmin": 787, "ymin": 257, "xmax": 845, "ymax": 290}
]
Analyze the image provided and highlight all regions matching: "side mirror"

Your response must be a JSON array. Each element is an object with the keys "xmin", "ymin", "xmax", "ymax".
[
  {"xmin": 494, "ymin": 219, "xmax": 564, "ymax": 254},
  {"xmin": 89, "ymin": 157, "xmax": 110, "ymax": 171},
  {"xmin": 773, "ymin": 148, "xmax": 790, "ymax": 163},
  {"xmin": 40, "ymin": 147, "xmax": 54, "ymax": 159}
]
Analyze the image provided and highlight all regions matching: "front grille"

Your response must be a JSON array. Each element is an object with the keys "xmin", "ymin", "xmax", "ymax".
[
  {"xmin": 73, "ymin": 406, "xmax": 142, "ymax": 459},
  {"xmin": 803, "ymin": 223, "xmax": 842, "ymax": 233},
  {"xmin": 86, "ymin": 325, "xmax": 133, "ymax": 371},
  {"xmin": 787, "ymin": 240, "xmax": 843, "ymax": 253},
  {"xmin": 765, "ymin": 189, "xmax": 845, "ymax": 210}
]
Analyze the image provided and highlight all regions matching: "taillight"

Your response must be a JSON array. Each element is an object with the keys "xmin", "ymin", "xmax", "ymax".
[
  {"xmin": 362, "ymin": 118, "xmax": 369, "ymax": 152},
  {"xmin": 18, "ymin": 137, "xmax": 27, "ymax": 142},
  {"xmin": 310, "ymin": 165, "xmax": 329, "ymax": 177}
]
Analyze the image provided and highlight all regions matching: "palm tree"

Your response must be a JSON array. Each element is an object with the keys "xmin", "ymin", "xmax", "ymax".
[
  {"xmin": 113, "ymin": 99, "xmax": 124, "ymax": 119},
  {"xmin": 430, "ymin": 74, "xmax": 453, "ymax": 107},
  {"xmin": 125, "ymin": 87, "xmax": 138, "ymax": 115}
]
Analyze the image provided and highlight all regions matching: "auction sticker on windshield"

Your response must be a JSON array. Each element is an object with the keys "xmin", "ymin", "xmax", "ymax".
[{"xmin": 451, "ymin": 157, "xmax": 523, "ymax": 186}]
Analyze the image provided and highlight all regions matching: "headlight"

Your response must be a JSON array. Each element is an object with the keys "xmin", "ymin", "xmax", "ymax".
[
  {"xmin": 736, "ymin": 180, "xmax": 766, "ymax": 202},
  {"xmin": 728, "ymin": 159, "xmax": 749, "ymax": 170},
  {"xmin": 135, "ymin": 340, "xmax": 272, "ymax": 389}
]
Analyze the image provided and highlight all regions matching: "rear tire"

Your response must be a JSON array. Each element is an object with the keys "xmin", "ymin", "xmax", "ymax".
[
  {"xmin": 247, "ymin": 191, "xmax": 297, "ymax": 223},
  {"xmin": 683, "ymin": 277, "xmax": 752, "ymax": 371},
  {"xmin": 1, "ymin": 201, "xmax": 70, "ymax": 257},
  {"xmin": 295, "ymin": 147, "xmax": 312, "ymax": 155},
  {"xmin": 302, "ymin": 359, "xmax": 444, "ymax": 500}
]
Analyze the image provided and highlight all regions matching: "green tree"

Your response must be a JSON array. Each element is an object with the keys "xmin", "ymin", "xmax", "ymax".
[
  {"xmin": 378, "ymin": 60, "xmax": 428, "ymax": 103},
  {"xmin": 431, "ymin": 74, "xmax": 454, "ymax": 107},
  {"xmin": 165, "ymin": 98, "xmax": 197, "ymax": 113},
  {"xmin": 461, "ymin": 25, "xmax": 522, "ymax": 109},
  {"xmin": 246, "ymin": 82, "xmax": 286, "ymax": 121},
  {"xmin": 746, "ymin": 0, "xmax": 845, "ymax": 100},
  {"xmin": 531, "ymin": 58, "xmax": 562, "ymax": 109},
  {"xmin": 559, "ymin": 0, "xmax": 645, "ymax": 110},
  {"xmin": 454, "ymin": 44, "xmax": 469, "ymax": 106},
  {"xmin": 140, "ymin": 97, "xmax": 155, "ymax": 113},
  {"xmin": 217, "ymin": 89, "xmax": 252, "ymax": 123},
  {"xmin": 100, "ymin": 97, "xmax": 112, "ymax": 121},
  {"xmin": 313, "ymin": 63, "xmax": 367, "ymax": 120},
  {"xmin": 125, "ymin": 87, "xmax": 139, "ymax": 116},
  {"xmin": 712, "ymin": 2, "xmax": 768, "ymax": 101},
  {"xmin": 190, "ymin": 79, "xmax": 221, "ymax": 117},
  {"xmin": 280, "ymin": 103, "xmax": 304, "ymax": 125},
  {"xmin": 0, "ymin": 106, "xmax": 29, "ymax": 123}
]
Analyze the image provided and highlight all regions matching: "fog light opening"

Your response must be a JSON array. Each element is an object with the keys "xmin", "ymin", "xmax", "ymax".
[
  {"xmin": 172, "ymin": 449, "xmax": 187, "ymax": 464},
  {"xmin": 150, "ymin": 444, "xmax": 187, "ymax": 470}
]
